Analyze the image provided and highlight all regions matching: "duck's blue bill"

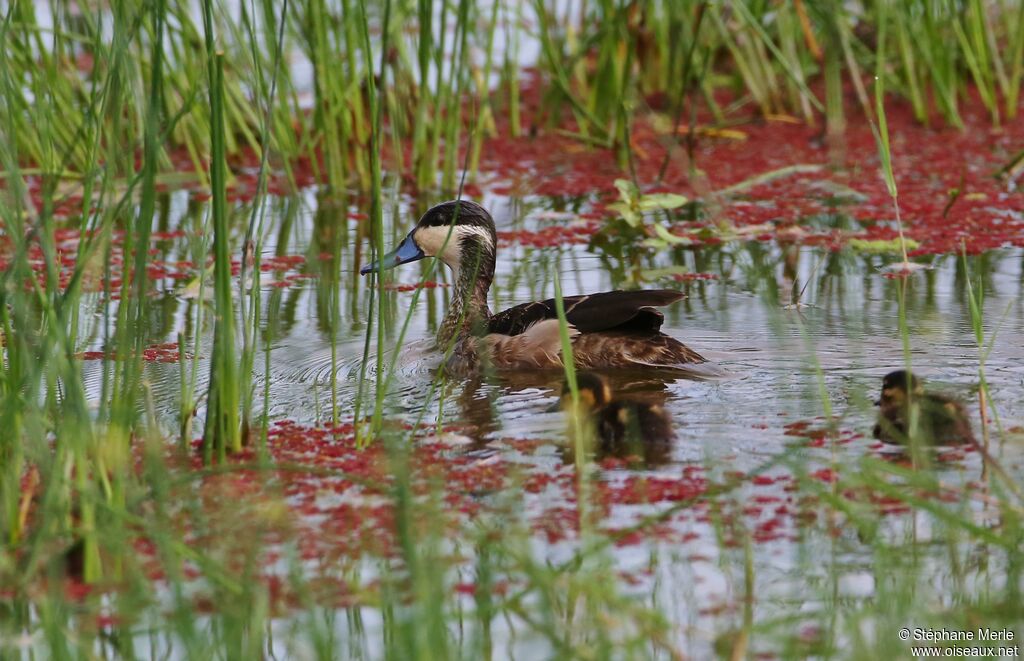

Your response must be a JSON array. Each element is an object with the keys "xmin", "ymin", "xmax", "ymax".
[{"xmin": 359, "ymin": 232, "xmax": 425, "ymax": 275}]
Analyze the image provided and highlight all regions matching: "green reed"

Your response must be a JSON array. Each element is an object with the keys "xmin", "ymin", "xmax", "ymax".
[
  {"xmin": 238, "ymin": 0, "xmax": 289, "ymax": 449},
  {"xmin": 551, "ymin": 272, "xmax": 593, "ymax": 535},
  {"xmin": 201, "ymin": 0, "xmax": 241, "ymax": 461},
  {"xmin": 304, "ymin": 0, "xmax": 347, "ymax": 190},
  {"xmin": 411, "ymin": 0, "xmax": 434, "ymax": 190},
  {"xmin": 467, "ymin": 0, "xmax": 501, "ymax": 181},
  {"xmin": 959, "ymin": 249, "xmax": 1024, "ymax": 505},
  {"xmin": 440, "ymin": 0, "xmax": 472, "ymax": 193},
  {"xmin": 503, "ymin": 1, "xmax": 523, "ymax": 138},
  {"xmin": 6, "ymin": 0, "xmax": 1024, "ymax": 196}
]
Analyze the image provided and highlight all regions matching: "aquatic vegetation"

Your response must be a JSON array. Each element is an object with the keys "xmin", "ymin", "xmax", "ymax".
[
  {"xmin": 2, "ymin": 1, "xmax": 1023, "ymax": 659},
  {"xmin": 848, "ymin": 237, "xmax": 922, "ymax": 254},
  {"xmin": 607, "ymin": 178, "xmax": 688, "ymax": 232}
]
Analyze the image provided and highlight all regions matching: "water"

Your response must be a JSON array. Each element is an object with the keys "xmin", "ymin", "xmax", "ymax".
[
  {"xmin": 12, "ymin": 0, "xmax": 1024, "ymax": 654},
  {"xmin": 92, "ymin": 189, "xmax": 1024, "ymax": 446},
  {"xmin": 66, "ymin": 186, "xmax": 1024, "ymax": 655}
]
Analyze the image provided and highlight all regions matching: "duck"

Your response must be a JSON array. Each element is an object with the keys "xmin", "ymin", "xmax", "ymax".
[
  {"xmin": 360, "ymin": 200, "xmax": 705, "ymax": 373},
  {"xmin": 557, "ymin": 372, "xmax": 674, "ymax": 463},
  {"xmin": 873, "ymin": 370, "xmax": 976, "ymax": 446}
]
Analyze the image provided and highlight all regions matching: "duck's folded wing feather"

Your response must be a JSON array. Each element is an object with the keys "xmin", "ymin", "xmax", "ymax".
[
  {"xmin": 481, "ymin": 319, "xmax": 579, "ymax": 369},
  {"xmin": 488, "ymin": 290, "xmax": 684, "ymax": 336},
  {"xmin": 571, "ymin": 331, "xmax": 705, "ymax": 367}
]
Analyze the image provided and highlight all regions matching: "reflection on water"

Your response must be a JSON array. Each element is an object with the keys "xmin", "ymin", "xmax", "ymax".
[{"xmin": 96, "ymin": 188, "xmax": 1024, "ymax": 469}]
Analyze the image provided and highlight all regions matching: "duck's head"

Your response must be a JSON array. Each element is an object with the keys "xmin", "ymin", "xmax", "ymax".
[
  {"xmin": 877, "ymin": 369, "xmax": 924, "ymax": 406},
  {"xmin": 559, "ymin": 372, "xmax": 613, "ymax": 413},
  {"xmin": 360, "ymin": 200, "xmax": 497, "ymax": 279}
]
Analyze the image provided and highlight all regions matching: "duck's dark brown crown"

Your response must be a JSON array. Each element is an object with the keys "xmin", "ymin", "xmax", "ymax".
[{"xmin": 418, "ymin": 200, "xmax": 496, "ymax": 236}]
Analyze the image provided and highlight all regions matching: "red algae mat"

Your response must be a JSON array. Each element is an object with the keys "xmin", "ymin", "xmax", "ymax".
[
  {"xmin": 57, "ymin": 416, "xmax": 978, "ymax": 617},
  {"xmin": 0, "ymin": 227, "xmax": 313, "ymax": 298},
  {"xmin": 8, "ymin": 86, "xmax": 1022, "ymax": 260},
  {"xmin": 477, "ymin": 87, "xmax": 1024, "ymax": 256}
]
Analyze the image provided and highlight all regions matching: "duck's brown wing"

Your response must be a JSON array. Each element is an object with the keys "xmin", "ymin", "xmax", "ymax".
[
  {"xmin": 571, "ymin": 331, "xmax": 705, "ymax": 367},
  {"xmin": 488, "ymin": 290, "xmax": 683, "ymax": 336}
]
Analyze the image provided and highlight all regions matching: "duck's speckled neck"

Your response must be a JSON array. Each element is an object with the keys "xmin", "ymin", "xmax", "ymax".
[{"xmin": 437, "ymin": 252, "xmax": 493, "ymax": 349}]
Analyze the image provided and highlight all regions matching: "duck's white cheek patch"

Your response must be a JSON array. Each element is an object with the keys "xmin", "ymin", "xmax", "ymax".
[
  {"xmin": 413, "ymin": 225, "xmax": 462, "ymax": 267},
  {"xmin": 414, "ymin": 225, "xmax": 490, "ymax": 269}
]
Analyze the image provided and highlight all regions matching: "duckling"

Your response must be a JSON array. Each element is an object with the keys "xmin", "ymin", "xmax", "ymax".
[
  {"xmin": 873, "ymin": 370, "xmax": 976, "ymax": 446},
  {"xmin": 360, "ymin": 200, "xmax": 705, "ymax": 373},
  {"xmin": 559, "ymin": 372, "xmax": 674, "ymax": 463}
]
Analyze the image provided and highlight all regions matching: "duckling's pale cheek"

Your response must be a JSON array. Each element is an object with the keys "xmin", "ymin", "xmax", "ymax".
[
  {"xmin": 560, "ymin": 390, "xmax": 597, "ymax": 412},
  {"xmin": 882, "ymin": 387, "xmax": 904, "ymax": 404}
]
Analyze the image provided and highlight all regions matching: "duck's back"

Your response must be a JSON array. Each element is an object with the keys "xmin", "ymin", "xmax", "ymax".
[
  {"xmin": 452, "ymin": 329, "xmax": 704, "ymax": 372},
  {"xmin": 921, "ymin": 394, "xmax": 975, "ymax": 445},
  {"xmin": 599, "ymin": 402, "xmax": 673, "ymax": 444},
  {"xmin": 484, "ymin": 289, "xmax": 704, "ymax": 369},
  {"xmin": 488, "ymin": 290, "xmax": 684, "ymax": 336}
]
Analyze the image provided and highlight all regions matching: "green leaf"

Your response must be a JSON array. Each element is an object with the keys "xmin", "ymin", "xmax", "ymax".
[
  {"xmin": 638, "ymin": 192, "xmax": 688, "ymax": 211},
  {"xmin": 613, "ymin": 178, "xmax": 638, "ymax": 204},
  {"xmin": 607, "ymin": 201, "xmax": 641, "ymax": 227},
  {"xmin": 848, "ymin": 237, "xmax": 920, "ymax": 254},
  {"xmin": 650, "ymin": 223, "xmax": 693, "ymax": 246},
  {"xmin": 640, "ymin": 265, "xmax": 694, "ymax": 280}
]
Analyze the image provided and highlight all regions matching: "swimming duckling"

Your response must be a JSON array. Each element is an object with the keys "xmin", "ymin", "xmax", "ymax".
[
  {"xmin": 558, "ymin": 372, "xmax": 674, "ymax": 463},
  {"xmin": 360, "ymin": 200, "xmax": 705, "ymax": 373},
  {"xmin": 873, "ymin": 370, "xmax": 976, "ymax": 446}
]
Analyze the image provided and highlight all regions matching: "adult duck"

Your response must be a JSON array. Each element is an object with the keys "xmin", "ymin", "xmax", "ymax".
[
  {"xmin": 873, "ymin": 370, "xmax": 976, "ymax": 446},
  {"xmin": 360, "ymin": 200, "xmax": 705, "ymax": 373}
]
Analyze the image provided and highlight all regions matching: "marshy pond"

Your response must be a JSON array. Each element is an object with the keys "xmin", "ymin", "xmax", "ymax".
[
  {"xmin": 4, "ymin": 1, "xmax": 1024, "ymax": 658},
  {"xmin": 54, "ymin": 158, "xmax": 1024, "ymax": 658}
]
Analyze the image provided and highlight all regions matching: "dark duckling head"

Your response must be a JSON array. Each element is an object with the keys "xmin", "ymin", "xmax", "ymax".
[
  {"xmin": 877, "ymin": 369, "xmax": 924, "ymax": 405},
  {"xmin": 560, "ymin": 372, "xmax": 613, "ymax": 412}
]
